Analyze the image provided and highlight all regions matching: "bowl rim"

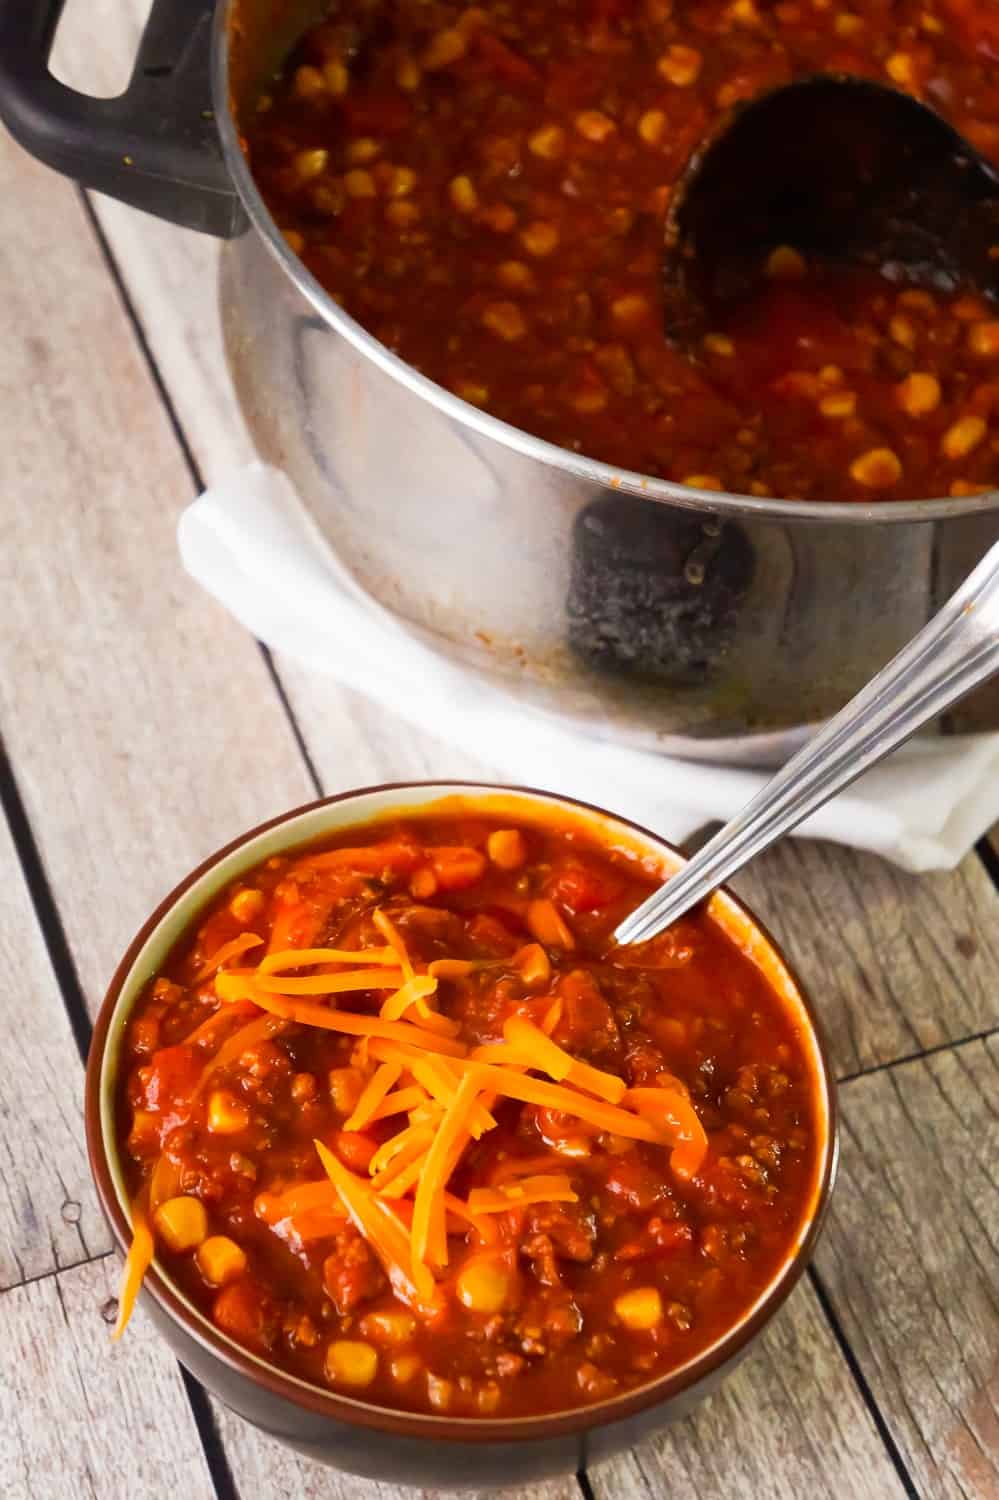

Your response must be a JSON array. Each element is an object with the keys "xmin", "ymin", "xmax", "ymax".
[{"xmin": 85, "ymin": 780, "xmax": 839, "ymax": 1444}]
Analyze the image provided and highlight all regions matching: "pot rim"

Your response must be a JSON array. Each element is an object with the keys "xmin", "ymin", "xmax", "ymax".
[
  {"xmin": 86, "ymin": 780, "xmax": 839, "ymax": 1446},
  {"xmin": 211, "ymin": 1, "xmax": 998, "ymax": 527}
]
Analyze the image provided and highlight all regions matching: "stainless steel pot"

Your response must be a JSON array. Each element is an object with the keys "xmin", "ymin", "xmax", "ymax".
[{"xmin": 5, "ymin": 0, "xmax": 998, "ymax": 763}]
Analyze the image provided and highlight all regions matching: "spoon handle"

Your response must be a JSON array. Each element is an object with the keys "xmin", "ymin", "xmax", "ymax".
[{"xmin": 614, "ymin": 536, "xmax": 999, "ymax": 947}]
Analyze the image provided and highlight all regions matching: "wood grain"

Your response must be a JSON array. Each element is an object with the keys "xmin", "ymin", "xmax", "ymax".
[
  {"xmin": 212, "ymin": 1399, "xmax": 580, "ymax": 1500},
  {"xmin": 587, "ymin": 1281, "xmax": 910, "ymax": 1500},
  {"xmin": 0, "ymin": 816, "xmax": 110, "ymax": 1288},
  {"xmin": 815, "ymin": 1037, "xmax": 999, "ymax": 1500},
  {"xmin": 0, "ymin": 128, "xmax": 315, "ymax": 1017},
  {"xmin": 0, "ymin": 1257, "xmax": 216, "ymax": 1500},
  {"xmin": 731, "ymin": 839, "xmax": 999, "ymax": 1078}
]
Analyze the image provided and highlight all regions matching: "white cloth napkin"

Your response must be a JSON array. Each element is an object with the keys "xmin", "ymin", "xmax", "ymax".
[{"xmin": 178, "ymin": 463, "xmax": 999, "ymax": 873}]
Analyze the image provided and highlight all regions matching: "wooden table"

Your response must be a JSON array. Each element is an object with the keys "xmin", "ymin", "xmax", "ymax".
[{"xmin": 2, "ymin": 15, "xmax": 998, "ymax": 1497}]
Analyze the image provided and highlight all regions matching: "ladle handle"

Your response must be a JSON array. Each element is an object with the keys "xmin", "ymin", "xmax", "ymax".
[
  {"xmin": 614, "ymin": 537, "xmax": 999, "ymax": 947},
  {"xmin": 0, "ymin": 0, "xmax": 239, "ymax": 236}
]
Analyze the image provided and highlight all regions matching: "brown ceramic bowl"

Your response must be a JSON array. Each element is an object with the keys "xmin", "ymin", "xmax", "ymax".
[{"xmin": 86, "ymin": 782, "xmax": 838, "ymax": 1489}]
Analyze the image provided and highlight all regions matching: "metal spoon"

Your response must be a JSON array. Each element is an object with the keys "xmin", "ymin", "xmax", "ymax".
[
  {"xmin": 662, "ymin": 74, "xmax": 999, "ymax": 350},
  {"xmin": 614, "ymin": 537, "xmax": 999, "ymax": 947}
]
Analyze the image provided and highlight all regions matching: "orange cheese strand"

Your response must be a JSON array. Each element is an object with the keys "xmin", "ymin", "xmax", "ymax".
[
  {"xmin": 372, "ymin": 908, "xmax": 415, "ymax": 982},
  {"xmin": 249, "ymin": 967, "xmax": 405, "ymax": 996},
  {"xmin": 344, "ymin": 1061, "xmax": 403, "ymax": 1131},
  {"xmin": 467, "ymin": 1174, "xmax": 579, "ymax": 1213},
  {"xmin": 215, "ymin": 975, "xmax": 467, "ymax": 1057},
  {"xmin": 314, "ymin": 1139, "xmax": 437, "ymax": 1307},
  {"xmin": 407, "ymin": 1055, "xmax": 497, "ymax": 1140},
  {"xmin": 380, "ymin": 975, "xmax": 438, "ymax": 1022},
  {"xmin": 255, "ymin": 1179, "xmax": 339, "ymax": 1223},
  {"xmin": 379, "ymin": 1152, "xmax": 429, "ymax": 1200},
  {"xmin": 411, "ymin": 1067, "xmax": 486, "ymax": 1277},
  {"xmin": 622, "ymin": 1085, "xmax": 709, "ymax": 1179},
  {"xmin": 369, "ymin": 1128, "xmax": 435, "ymax": 1190},
  {"xmin": 443, "ymin": 1192, "xmax": 498, "ymax": 1244},
  {"xmin": 112, "ymin": 1202, "xmax": 154, "ymax": 1341},
  {"xmin": 194, "ymin": 933, "xmax": 263, "ymax": 983},
  {"xmin": 365, "ymin": 1085, "xmax": 428, "ymax": 1124},
  {"xmin": 468, "ymin": 1062, "xmax": 670, "ymax": 1144},
  {"xmin": 259, "ymin": 945, "xmax": 398, "ymax": 973},
  {"xmin": 503, "ymin": 1014, "xmax": 627, "ymax": 1104}
]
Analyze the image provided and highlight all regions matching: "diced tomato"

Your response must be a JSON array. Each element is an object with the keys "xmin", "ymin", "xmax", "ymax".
[
  {"xmin": 603, "ymin": 1157, "xmax": 668, "ymax": 1212},
  {"xmin": 614, "ymin": 1217, "xmax": 694, "ymax": 1261},
  {"xmin": 213, "ymin": 1280, "xmax": 275, "ymax": 1351},
  {"xmin": 143, "ymin": 1045, "xmax": 201, "ymax": 1113},
  {"xmin": 474, "ymin": 32, "xmax": 540, "ymax": 85},
  {"xmin": 338, "ymin": 94, "xmax": 413, "ymax": 135},
  {"xmin": 547, "ymin": 861, "xmax": 624, "ymax": 914}
]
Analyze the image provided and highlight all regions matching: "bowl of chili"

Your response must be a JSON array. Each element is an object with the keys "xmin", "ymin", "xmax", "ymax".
[{"xmin": 86, "ymin": 782, "xmax": 836, "ymax": 1487}]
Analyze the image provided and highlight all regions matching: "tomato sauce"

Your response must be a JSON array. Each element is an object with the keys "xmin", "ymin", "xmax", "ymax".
[
  {"xmin": 117, "ymin": 812, "xmax": 822, "ymax": 1417},
  {"xmin": 242, "ymin": 0, "xmax": 999, "ymax": 501}
]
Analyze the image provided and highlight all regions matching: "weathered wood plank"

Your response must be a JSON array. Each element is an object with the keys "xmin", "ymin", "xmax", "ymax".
[
  {"xmin": 0, "ymin": 130, "xmax": 315, "ymax": 1017},
  {"xmin": 0, "ymin": 816, "xmax": 110, "ymax": 1288},
  {"xmin": 212, "ymin": 1398, "xmax": 579, "ymax": 1500},
  {"xmin": 587, "ymin": 1280, "xmax": 910, "ymax": 1500},
  {"xmin": 814, "ymin": 1037, "xmax": 999, "ymax": 1500},
  {"xmin": 731, "ymin": 840, "xmax": 999, "ymax": 1079},
  {"xmin": 0, "ymin": 1257, "xmax": 216, "ymax": 1500}
]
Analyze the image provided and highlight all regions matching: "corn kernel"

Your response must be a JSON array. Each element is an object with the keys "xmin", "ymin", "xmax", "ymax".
[
  {"xmin": 657, "ymin": 45, "xmax": 702, "ymax": 86},
  {"xmin": 849, "ymin": 447, "xmax": 903, "ymax": 488},
  {"xmin": 323, "ymin": 59, "xmax": 349, "ymax": 96},
  {"xmin": 575, "ymin": 110, "xmax": 617, "ymax": 142},
  {"xmin": 291, "ymin": 1072, "xmax": 317, "ymax": 1103},
  {"xmin": 294, "ymin": 148, "xmax": 328, "ymax": 182},
  {"xmin": 344, "ymin": 169, "xmax": 376, "ymax": 198},
  {"xmin": 325, "ymin": 1340, "xmax": 379, "ymax": 1388},
  {"xmin": 529, "ymin": 124, "xmax": 566, "ymax": 159},
  {"xmin": 968, "ymin": 322, "xmax": 999, "ymax": 358},
  {"xmin": 614, "ymin": 1287, "xmax": 664, "ymax": 1330},
  {"xmin": 449, "ymin": 174, "xmax": 479, "ymax": 213},
  {"xmin": 726, "ymin": 0, "xmax": 762, "ymax": 22},
  {"xmin": 889, "ymin": 314, "xmax": 917, "ymax": 349},
  {"xmin": 703, "ymin": 333, "xmax": 735, "ymax": 357},
  {"xmin": 229, "ymin": 888, "xmax": 264, "ymax": 924},
  {"xmin": 573, "ymin": 384, "xmax": 608, "ymax": 413},
  {"xmin": 526, "ymin": 898, "xmax": 575, "ymax": 949},
  {"xmin": 360, "ymin": 1310, "xmax": 418, "ymax": 1344},
  {"xmin": 477, "ymin": 1382, "xmax": 502, "ymax": 1413},
  {"xmin": 818, "ymin": 365, "xmax": 843, "ymax": 386},
  {"xmin": 766, "ymin": 245, "xmax": 807, "ymax": 279},
  {"xmin": 885, "ymin": 52, "xmax": 916, "ymax": 89},
  {"xmin": 682, "ymin": 474, "xmax": 723, "ymax": 490},
  {"xmin": 391, "ymin": 1354, "xmax": 423, "ymax": 1382},
  {"xmin": 487, "ymin": 829, "xmax": 527, "ymax": 870},
  {"xmin": 612, "ymin": 293, "xmax": 651, "ymax": 326},
  {"xmin": 207, "ymin": 1090, "xmax": 250, "ymax": 1135},
  {"xmin": 282, "ymin": 229, "xmax": 305, "ymax": 255},
  {"xmin": 154, "ymin": 1196, "xmax": 208, "ymax": 1253},
  {"xmin": 197, "ymin": 1235, "xmax": 247, "ymax": 1287},
  {"xmin": 423, "ymin": 28, "xmax": 466, "ymax": 69},
  {"xmin": 834, "ymin": 12, "xmax": 862, "ymax": 35},
  {"xmin": 896, "ymin": 372, "xmax": 941, "ymax": 417},
  {"xmin": 293, "ymin": 65, "xmax": 325, "ymax": 99},
  {"xmin": 396, "ymin": 57, "xmax": 422, "ymax": 91},
  {"xmin": 346, "ymin": 138, "xmax": 382, "ymax": 164},
  {"xmin": 386, "ymin": 200, "xmax": 420, "ymax": 227},
  {"xmin": 385, "ymin": 165, "xmax": 416, "ymax": 198},
  {"xmin": 638, "ymin": 109, "xmax": 667, "ymax": 146},
  {"xmin": 949, "ymin": 480, "xmax": 990, "ymax": 497},
  {"xmin": 427, "ymin": 1373, "xmax": 454, "ymax": 1409},
  {"xmin": 819, "ymin": 391, "xmax": 857, "ymax": 419},
  {"xmin": 482, "ymin": 301, "xmax": 528, "ymax": 341},
  {"xmin": 941, "ymin": 416, "xmax": 987, "ymax": 460},
  {"xmin": 497, "ymin": 260, "xmax": 535, "ymax": 291},
  {"xmin": 953, "ymin": 296, "xmax": 987, "ymax": 322},
  {"xmin": 456, "ymin": 1258, "xmax": 513, "ymax": 1313},
  {"xmin": 515, "ymin": 942, "xmax": 551, "ymax": 987}
]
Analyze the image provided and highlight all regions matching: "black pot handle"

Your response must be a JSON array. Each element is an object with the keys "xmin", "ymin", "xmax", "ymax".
[{"xmin": 0, "ymin": 0, "xmax": 241, "ymax": 236}]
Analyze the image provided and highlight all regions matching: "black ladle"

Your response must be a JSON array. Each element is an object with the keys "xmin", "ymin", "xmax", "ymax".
[{"xmin": 663, "ymin": 74, "xmax": 999, "ymax": 350}]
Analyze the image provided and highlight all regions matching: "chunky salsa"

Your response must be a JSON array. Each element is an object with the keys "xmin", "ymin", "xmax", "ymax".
[
  {"xmin": 115, "ymin": 808, "xmax": 822, "ymax": 1417},
  {"xmin": 242, "ymin": 0, "xmax": 999, "ymax": 501}
]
